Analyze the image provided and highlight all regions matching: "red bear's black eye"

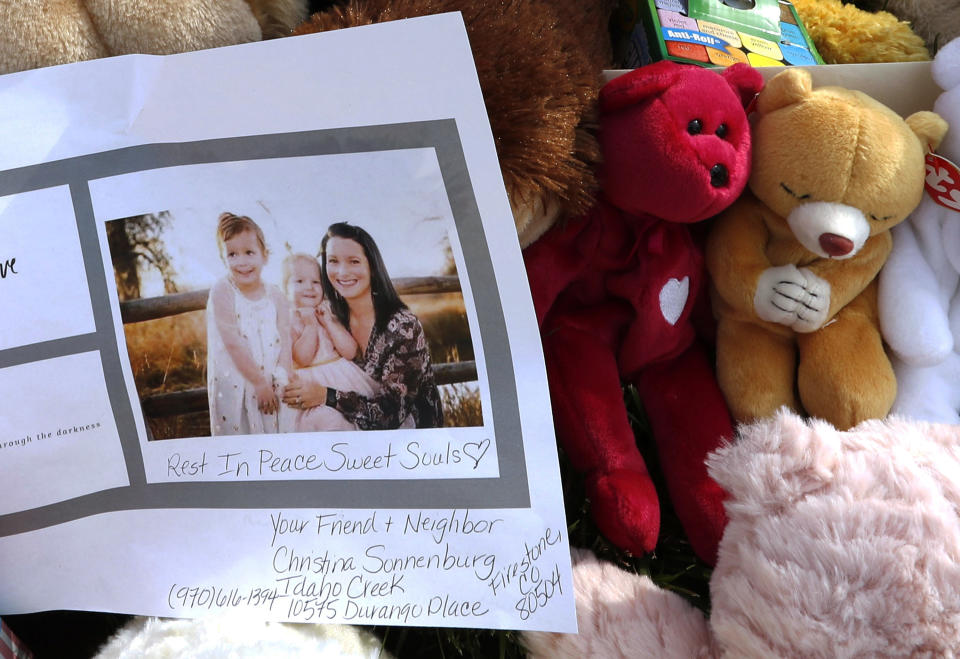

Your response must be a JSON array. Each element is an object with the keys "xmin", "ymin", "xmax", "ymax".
[
  {"xmin": 716, "ymin": 123, "xmax": 729, "ymax": 138},
  {"xmin": 687, "ymin": 119, "xmax": 703, "ymax": 135}
]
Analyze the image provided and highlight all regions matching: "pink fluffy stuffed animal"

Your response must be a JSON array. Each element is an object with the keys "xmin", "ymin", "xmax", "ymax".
[{"xmin": 523, "ymin": 410, "xmax": 960, "ymax": 657}]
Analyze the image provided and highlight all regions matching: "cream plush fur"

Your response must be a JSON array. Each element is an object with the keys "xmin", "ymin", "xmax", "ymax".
[
  {"xmin": 94, "ymin": 616, "xmax": 392, "ymax": 658},
  {"xmin": 0, "ymin": 0, "xmax": 308, "ymax": 75},
  {"xmin": 880, "ymin": 38, "xmax": 960, "ymax": 424},
  {"xmin": 523, "ymin": 410, "xmax": 960, "ymax": 658}
]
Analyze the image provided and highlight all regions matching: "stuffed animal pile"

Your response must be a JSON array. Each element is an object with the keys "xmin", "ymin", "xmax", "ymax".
[
  {"xmin": 524, "ymin": 61, "xmax": 762, "ymax": 563},
  {"xmin": 0, "ymin": 0, "xmax": 309, "ymax": 75},
  {"xmin": 2, "ymin": 1, "xmax": 959, "ymax": 656},
  {"xmin": 522, "ymin": 410, "xmax": 960, "ymax": 658},
  {"xmin": 707, "ymin": 67, "xmax": 947, "ymax": 430},
  {"xmin": 880, "ymin": 37, "xmax": 960, "ymax": 423},
  {"xmin": 294, "ymin": 0, "xmax": 616, "ymax": 247}
]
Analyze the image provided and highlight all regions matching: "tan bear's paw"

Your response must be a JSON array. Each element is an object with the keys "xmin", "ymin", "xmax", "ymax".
[{"xmin": 754, "ymin": 265, "xmax": 831, "ymax": 331}]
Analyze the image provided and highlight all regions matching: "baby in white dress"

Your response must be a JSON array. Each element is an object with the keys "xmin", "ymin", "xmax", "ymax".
[{"xmin": 279, "ymin": 253, "xmax": 378, "ymax": 432}]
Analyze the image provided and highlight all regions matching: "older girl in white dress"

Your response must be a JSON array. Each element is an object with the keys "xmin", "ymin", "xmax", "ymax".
[{"xmin": 206, "ymin": 212, "xmax": 291, "ymax": 436}]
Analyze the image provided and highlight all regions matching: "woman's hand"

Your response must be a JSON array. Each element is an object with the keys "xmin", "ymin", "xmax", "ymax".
[
  {"xmin": 255, "ymin": 379, "xmax": 279, "ymax": 414},
  {"xmin": 282, "ymin": 374, "xmax": 327, "ymax": 410}
]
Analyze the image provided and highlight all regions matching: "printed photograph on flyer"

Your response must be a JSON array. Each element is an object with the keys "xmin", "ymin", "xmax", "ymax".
[{"xmin": 91, "ymin": 146, "xmax": 502, "ymax": 484}]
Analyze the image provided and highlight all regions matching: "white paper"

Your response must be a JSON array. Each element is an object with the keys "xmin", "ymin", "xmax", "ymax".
[
  {"xmin": 0, "ymin": 14, "xmax": 575, "ymax": 632},
  {"xmin": 0, "ymin": 186, "xmax": 97, "ymax": 350}
]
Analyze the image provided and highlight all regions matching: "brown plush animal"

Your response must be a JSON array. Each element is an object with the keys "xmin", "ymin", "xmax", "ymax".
[
  {"xmin": 707, "ymin": 68, "xmax": 947, "ymax": 430},
  {"xmin": 294, "ymin": 0, "xmax": 617, "ymax": 247},
  {"xmin": 0, "ymin": 0, "xmax": 309, "ymax": 75},
  {"xmin": 854, "ymin": 0, "xmax": 960, "ymax": 53}
]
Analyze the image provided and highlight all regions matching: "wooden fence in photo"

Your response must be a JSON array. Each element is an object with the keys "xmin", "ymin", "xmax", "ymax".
[{"xmin": 119, "ymin": 275, "xmax": 478, "ymax": 419}]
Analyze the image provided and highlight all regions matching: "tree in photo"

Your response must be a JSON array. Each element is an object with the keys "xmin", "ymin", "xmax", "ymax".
[{"xmin": 107, "ymin": 211, "xmax": 179, "ymax": 301}]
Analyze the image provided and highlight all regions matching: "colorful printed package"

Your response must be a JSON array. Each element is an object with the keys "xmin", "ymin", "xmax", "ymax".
[{"xmin": 617, "ymin": 0, "xmax": 823, "ymax": 68}]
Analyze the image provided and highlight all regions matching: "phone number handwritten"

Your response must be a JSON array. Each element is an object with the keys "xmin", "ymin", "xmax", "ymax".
[{"xmin": 167, "ymin": 584, "xmax": 287, "ymax": 612}]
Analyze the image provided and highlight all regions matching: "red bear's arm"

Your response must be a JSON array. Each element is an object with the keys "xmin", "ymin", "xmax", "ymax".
[
  {"xmin": 706, "ymin": 195, "xmax": 773, "ymax": 317},
  {"xmin": 522, "ymin": 208, "xmax": 604, "ymax": 326},
  {"xmin": 806, "ymin": 232, "xmax": 892, "ymax": 319}
]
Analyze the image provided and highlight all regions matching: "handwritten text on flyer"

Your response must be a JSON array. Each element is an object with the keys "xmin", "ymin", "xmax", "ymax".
[
  {"xmin": 167, "ymin": 440, "xmax": 492, "ymax": 480},
  {"xmin": 165, "ymin": 510, "xmax": 564, "ymax": 624}
]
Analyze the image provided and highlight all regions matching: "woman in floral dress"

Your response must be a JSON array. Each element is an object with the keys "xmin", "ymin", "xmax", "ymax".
[{"xmin": 282, "ymin": 222, "xmax": 443, "ymax": 429}]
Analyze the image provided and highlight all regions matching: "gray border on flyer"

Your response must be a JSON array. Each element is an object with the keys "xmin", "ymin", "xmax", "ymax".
[{"xmin": 0, "ymin": 120, "xmax": 531, "ymax": 537}]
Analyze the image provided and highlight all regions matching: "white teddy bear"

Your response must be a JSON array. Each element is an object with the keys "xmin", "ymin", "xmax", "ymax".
[{"xmin": 879, "ymin": 37, "xmax": 960, "ymax": 424}]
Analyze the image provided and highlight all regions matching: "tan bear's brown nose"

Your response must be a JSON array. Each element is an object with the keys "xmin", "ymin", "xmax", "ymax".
[{"xmin": 819, "ymin": 233, "xmax": 854, "ymax": 256}]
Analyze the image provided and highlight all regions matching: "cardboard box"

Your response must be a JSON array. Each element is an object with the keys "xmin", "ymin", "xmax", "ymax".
[
  {"xmin": 605, "ymin": 62, "xmax": 940, "ymax": 117},
  {"xmin": 758, "ymin": 61, "xmax": 939, "ymax": 115}
]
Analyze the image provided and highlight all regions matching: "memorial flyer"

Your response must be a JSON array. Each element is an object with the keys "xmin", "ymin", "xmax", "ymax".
[{"xmin": 0, "ymin": 13, "xmax": 576, "ymax": 632}]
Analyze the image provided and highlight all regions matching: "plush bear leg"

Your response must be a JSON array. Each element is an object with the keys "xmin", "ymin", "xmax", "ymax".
[
  {"xmin": 797, "ymin": 285, "xmax": 896, "ymax": 430},
  {"xmin": 634, "ymin": 342, "xmax": 732, "ymax": 565},
  {"xmin": 542, "ymin": 323, "xmax": 660, "ymax": 556},
  {"xmin": 891, "ymin": 353, "xmax": 960, "ymax": 425},
  {"xmin": 716, "ymin": 317, "xmax": 798, "ymax": 422}
]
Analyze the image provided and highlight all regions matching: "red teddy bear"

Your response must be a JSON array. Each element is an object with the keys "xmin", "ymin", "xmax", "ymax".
[{"xmin": 524, "ymin": 61, "xmax": 763, "ymax": 563}]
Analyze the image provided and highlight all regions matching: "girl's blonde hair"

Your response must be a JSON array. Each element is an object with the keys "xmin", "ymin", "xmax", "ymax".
[
  {"xmin": 216, "ymin": 212, "xmax": 268, "ymax": 258},
  {"xmin": 281, "ymin": 252, "xmax": 322, "ymax": 297}
]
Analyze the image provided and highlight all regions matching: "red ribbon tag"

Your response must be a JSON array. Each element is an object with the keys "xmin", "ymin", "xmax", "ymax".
[{"xmin": 925, "ymin": 153, "xmax": 960, "ymax": 212}]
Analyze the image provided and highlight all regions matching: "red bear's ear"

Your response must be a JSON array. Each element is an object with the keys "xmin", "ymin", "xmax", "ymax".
[
  {"xmin": 599, "ymin": 61, "xmax": 682, "ymax": 113},
  {"xmin": 721, "ymin": 63, "xmax": 764, "ymax": 109}
]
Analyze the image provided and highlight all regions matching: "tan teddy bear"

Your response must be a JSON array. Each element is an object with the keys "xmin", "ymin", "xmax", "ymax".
[
  {"xmin": 707, "ymin": 68, "xmax": 947, "ymax": 430},
  {"xmin": 0, "ymin": 0, "xmax": 308, "ymax": 75}
]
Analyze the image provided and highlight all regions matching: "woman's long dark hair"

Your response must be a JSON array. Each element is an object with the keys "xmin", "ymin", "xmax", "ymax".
[{"xmin": 320, "ymin": 222, "xmax": 406, "ymax": 332}]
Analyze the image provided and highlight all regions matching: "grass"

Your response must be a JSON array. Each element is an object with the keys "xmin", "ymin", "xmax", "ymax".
[
  {"xmin": 407, "ymin": 293, "xmax": 475, "ymax": 364},
  {"xmin": 123, "ymin": 310, "xmax": 206, "ymax": 394},
  {"xmin": 123, "ymin": 311, "xmax": 210, "ymax": 439},
  {"xmin": 440, "ymin": 383, "xmax": 483, "ymax": 427},
  {"xmin": 571, "ymin": 385, "xmax": 713, "ymax": 612}
]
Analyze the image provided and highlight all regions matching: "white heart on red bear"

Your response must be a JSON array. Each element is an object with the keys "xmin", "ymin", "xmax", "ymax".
[{"xmin": 659, "ymin": 276, "xmax": 689, "ymax": 326}]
